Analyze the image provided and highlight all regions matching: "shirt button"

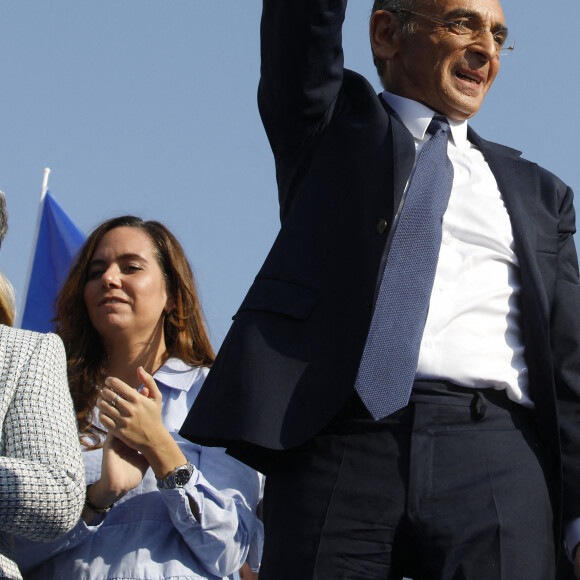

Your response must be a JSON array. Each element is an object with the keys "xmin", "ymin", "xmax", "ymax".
[{"xmin": 376, "ymin": 218, "xmax": 388, "ymax": 234}]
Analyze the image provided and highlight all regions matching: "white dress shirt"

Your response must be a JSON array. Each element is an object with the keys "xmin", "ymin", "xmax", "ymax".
[{"xmin": 382, "ymin": 91, "xmax": 532, "ymax": 407}]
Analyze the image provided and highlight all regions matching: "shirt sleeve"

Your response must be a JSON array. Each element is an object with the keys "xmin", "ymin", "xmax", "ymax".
[
  {"xmin": 12, "ymin": 516, "xmax": 106, "ymax": 573},
  {"xmin": 158, "ymin": 443, "xmax": 262, "ymax": 578}
]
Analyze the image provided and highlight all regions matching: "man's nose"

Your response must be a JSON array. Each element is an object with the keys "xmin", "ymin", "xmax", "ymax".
[{"xmin": 470, "ymin": 28, "xmax": 499, "ymax": 60}]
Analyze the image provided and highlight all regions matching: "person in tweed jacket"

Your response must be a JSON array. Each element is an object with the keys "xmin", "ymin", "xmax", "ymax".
[{"xmin": 0, "ymin": 192, "xmax": 85, "ymax": 579}]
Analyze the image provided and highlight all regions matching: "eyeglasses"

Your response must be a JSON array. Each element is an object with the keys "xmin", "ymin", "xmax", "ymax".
[{"xmin": 394, "ymin": 9, "xmax": 515, "ymax": 56}]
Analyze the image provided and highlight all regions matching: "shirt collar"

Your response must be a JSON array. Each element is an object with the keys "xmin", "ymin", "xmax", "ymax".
[
  {"xmin": 381, "ymin": 91, "xmax": 469, "ymax": 148},
  {"xmin": 154, "ymin": 357, "xmax": 203, "ymax": 392}
]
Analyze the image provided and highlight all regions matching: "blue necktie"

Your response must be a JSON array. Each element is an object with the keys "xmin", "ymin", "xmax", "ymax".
[{"xmin": 355, "ymin": 116, "xmax": 454, "ymax": 420}]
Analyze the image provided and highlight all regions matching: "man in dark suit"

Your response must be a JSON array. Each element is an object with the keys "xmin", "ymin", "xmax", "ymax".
[{"xmin": 181, "ymin": 0, "xmax": 580, "ymax": 578}]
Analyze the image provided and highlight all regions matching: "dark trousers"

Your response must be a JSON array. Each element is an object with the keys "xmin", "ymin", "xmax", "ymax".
[{"xmin": 260, "ymin": 382, "xmax": 555, "ymax": 580}]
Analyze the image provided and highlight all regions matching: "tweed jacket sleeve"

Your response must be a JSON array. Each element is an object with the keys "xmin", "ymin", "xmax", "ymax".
[{"xmin": 0, "ymin": 326, "xmax": 85, "ymax": 578}]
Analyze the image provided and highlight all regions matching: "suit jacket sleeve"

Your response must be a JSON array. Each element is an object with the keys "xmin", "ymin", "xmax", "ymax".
[
  {"xmin": 258, "ymin": 0, "xmax": 348, "ymax": 216},
  {"xmin": 180, "ymin": 0, "xmax": 409, "ymax": 459},
  {"xmin": 0, "ymin": 330, "xmax": 85, "ymax": 540},
  {"xmin": 548, "ymin": 181, "xmax": 580, "ymax": 523}
]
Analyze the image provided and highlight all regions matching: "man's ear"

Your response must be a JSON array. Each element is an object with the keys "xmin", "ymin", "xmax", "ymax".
[{"xmin": 370, "ymin": 10, "xmax": 403, "ymax": 62}]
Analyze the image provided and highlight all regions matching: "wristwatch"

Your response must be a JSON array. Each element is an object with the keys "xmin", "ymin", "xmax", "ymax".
[{"xmin": 156, "ymin": 461, "xmax": 194, "ymax": 489}]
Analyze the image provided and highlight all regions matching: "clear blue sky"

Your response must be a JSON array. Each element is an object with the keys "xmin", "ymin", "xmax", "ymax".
[{"xmin": 0, "ymin": 1, "xmax": 578, "ymax": 348}]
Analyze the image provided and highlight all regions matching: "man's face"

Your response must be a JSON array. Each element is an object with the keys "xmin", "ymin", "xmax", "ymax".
[{"xmin": 388, "ymin": 0, "xmax": 506, "ymax": 120}]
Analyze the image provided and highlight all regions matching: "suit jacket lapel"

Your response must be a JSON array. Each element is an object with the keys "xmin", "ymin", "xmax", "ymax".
[
  {"xmin": 468, "ymin": 127, "xmax": 551, "ymax": 364},
  {"xmin": 469, "ymin": 130, "xmax": 537, "ymax": 250},
  {"xmin": 379, "ymin": 96, "xmax": 415, "ymax": 216}
]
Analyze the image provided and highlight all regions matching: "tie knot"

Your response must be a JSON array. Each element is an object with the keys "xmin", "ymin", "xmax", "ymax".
[{"xmin": 427, "ymin": 115, "xmax": 450, "ymax": 137}]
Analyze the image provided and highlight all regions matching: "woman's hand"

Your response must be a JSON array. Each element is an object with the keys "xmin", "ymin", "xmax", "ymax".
[
  {"xmin": 97, "ymin": 366, "xmax": 188, "ymax": 480},
  {"xmin": 98, "ymin": 366, "xmax": 166, "ymax": 453},
  {"xmin": 101, "ymin": 431, "xmax": 150, "ymax": 496},
  {"xmin": 83, "ymin": 432, "xmax": 149, "ymax": 524}
]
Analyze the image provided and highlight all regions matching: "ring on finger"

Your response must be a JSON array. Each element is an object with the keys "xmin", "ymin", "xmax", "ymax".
[{"xmin": 110, "ymin": 393, "xmax": 122, "ymax": 408}]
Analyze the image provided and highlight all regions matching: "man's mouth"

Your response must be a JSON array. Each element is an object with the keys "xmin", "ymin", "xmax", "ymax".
[{"xmin": 455, "ymin": 70, "xmax": 484, "ymax": 84}]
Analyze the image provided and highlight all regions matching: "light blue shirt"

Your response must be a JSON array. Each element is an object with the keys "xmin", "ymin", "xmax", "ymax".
[{"xmin": 12, "ymin": 358, "xmax": 263, "ymax": 579}]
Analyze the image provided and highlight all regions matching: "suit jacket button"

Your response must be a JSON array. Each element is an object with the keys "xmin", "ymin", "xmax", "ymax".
[{"xmin": 376, "ymin": 218, "xmax": 388, "ymax": 234}]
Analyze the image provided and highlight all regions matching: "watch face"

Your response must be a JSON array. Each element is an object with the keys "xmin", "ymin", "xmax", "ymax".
[{"xmin": 173, "ymin": 467, "xmax": 192, "ymax": 487}]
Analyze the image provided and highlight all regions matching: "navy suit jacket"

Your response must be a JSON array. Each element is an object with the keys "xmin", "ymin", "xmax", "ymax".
[{"xmin": 181, "ymin": 0, "xmax": 580, "ymax": 531}]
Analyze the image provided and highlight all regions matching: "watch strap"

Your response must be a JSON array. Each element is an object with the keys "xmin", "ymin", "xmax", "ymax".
[{"xmin": 156, "ymin": 461, "xmax": 194, "ymax": 489}]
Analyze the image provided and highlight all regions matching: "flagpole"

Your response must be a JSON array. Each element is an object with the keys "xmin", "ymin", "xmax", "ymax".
[
  {"xmin": 17, "ymin": 168, "xmax": 51, "ymax": 328},
  {"xmin": 41, "ymin": 167, "xmax": 50, "ymax": 200}
]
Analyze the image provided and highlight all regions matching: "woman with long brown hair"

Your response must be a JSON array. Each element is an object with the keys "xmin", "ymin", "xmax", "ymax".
[{"xmin": 13, "ymin": 215, "xmax": 262, "ymax": 580}]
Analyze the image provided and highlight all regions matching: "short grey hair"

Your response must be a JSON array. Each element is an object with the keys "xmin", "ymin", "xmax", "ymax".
[
  {"xmin": 0, "ymin": 192, "xmax": 7, "ymax": 249},
  {"xmin": 371, "ymin": 0, "xmax": 419, "ymax": 79}
]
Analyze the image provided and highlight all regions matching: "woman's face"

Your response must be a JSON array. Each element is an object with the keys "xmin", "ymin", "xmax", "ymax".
[{"xmin": 83, "ymin": 226, "xmax": 173, "ymax": 345}]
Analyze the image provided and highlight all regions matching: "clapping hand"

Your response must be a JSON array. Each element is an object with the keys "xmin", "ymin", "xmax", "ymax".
[{"xmin": 98, "ymin": 366, "xmax": 188, "ymax": 481}]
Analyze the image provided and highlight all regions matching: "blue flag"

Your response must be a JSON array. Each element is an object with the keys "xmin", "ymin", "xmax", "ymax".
[{"xmin": 20, "ymin": 191, "xmax": 86, "ymax": 332}]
